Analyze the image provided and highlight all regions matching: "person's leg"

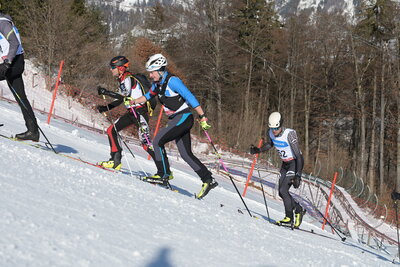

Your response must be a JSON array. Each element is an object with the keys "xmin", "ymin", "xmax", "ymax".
[
  {"xmin": 278, "ymin": 162, "xmax": 295, "ymax": 222},
  {"xmin": 151, "ymin": 113, "xmax": 193, "ymax": 178},
  {"xmin": 278, "ymin": 161, "xmax": 302, "ymax": 223},
  {"xmin": 103, "ymin": 113, "xmax": 132, "ymax": 169},
  {"xmin": 174, "ymin": 114, "xmax": 217, "ymax": 198},
  {"xmin": 137, "ymin": 113, "xmax": 156, "ymax": 161},
  {"xmin": 175, "ymin": 125, "xmax": 212, "ymax": 182},
  {"xmin": 7, "ymin": 55, "xmax": 39, "ymax": 140}
]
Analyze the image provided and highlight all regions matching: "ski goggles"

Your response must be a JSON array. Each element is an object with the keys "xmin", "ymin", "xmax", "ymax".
[{"xmin": 270, "ymin": 127, "xmax": 280, "ymax": 131}]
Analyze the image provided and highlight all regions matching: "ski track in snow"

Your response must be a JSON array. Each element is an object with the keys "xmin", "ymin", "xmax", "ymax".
[{"xmin": 0, "ymin": 101, "xmax": 397, "ymax": 266}]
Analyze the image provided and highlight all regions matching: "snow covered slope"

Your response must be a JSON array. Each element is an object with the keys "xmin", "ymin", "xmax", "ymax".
[{"xmin": 0, "ymin": 98, "xmax": 397, "ymax": 266}]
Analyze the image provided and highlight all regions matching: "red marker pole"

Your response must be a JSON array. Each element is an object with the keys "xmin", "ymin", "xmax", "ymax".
[
  {"xmin": 242, "ymin": 138, "xmax": 263, "ymax": 197},
  {"xmin": 147, "ymin": 105, "xmax": 164, "ymax": 160},
  {"xmin": 47, "ymin": 60, "xmax": 64, "ymax": 124},
  {"xmin": 322, "ymin": 172, "xmax": 338, "ymax": 230}
]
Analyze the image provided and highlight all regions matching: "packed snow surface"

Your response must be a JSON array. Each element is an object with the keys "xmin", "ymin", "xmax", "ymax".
[{"xmin": 0, "ymin": 100, "xmax": 397, "ymax": 266}]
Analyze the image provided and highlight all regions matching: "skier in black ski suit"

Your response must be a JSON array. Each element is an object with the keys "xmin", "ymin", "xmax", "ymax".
[
  {"xmin": 250, "ymin": 112, "xmax": 306, "ymax": 228},
  {"xmin": 96, "ymin": 56, "xmax": 156, "ymax": 170},
  {"xmin": 0, "ymin": 11, "xmax": 39, "ymax": 141}
]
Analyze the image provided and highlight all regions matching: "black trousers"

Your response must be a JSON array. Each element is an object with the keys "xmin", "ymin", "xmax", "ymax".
[
  {"xmin": 1, "ymin": 54, "xmax": 38, "ymax": 131},
  {"xmin": 106, "ymin": 110, "xmax": 155, "ymax": 160},
  {"xmin": 278, "ymin": 160, "xmax": 302, "ymax": 219},
  {"xmin": 152, "ymin": 112, "xmax": 212, "ymax": 182}
]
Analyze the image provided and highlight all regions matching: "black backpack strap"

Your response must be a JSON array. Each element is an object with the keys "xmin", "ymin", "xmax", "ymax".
[
  {"xmin": 126, "ymin": 74, "xmax": 153, "ymax": 115},
  {"xmin": 159, "ymin": 72, "xmax": 173, "ymax": 96}
]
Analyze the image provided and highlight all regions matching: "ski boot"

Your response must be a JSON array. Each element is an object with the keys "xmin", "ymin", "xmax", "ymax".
[
  {"xmin": 196, "ymin": 177, "xmax": 218, "ymax": 199},
  {"xmin": 143, "ymin": 173, "xmax": 173, "ymax": 182},
  {"xmin": 98, "ymin": 151, "xmax": 122, "ymax": 170},
  {"xmin": 15, "ymin": 121, "xmax": 40, "ymax": 142},
  {"xmin": 15, "ymin": 129, "xmax": 40, "ymax": 142},
  {"xmin": 276, "ymin": 217, "xmax": 293, "ymax": 228},
  {"xmin": 294, "ymin": 207, "xmax": 306, "ymax": 229}
]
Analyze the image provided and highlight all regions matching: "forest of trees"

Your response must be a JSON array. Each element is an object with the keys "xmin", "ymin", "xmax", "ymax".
[{"xmin": 1, "ymin": 0, "xmax": 399, "ymax": 203}]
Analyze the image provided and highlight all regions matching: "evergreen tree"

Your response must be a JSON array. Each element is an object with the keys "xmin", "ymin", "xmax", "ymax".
[
  {"xmin": 231, "ymin": 0, "xmax": 280, "ymax": 143},
  {"xmin": 355, "ymin": 0, "xmax": 396, "ymax": 42},
  {"xmin": 71, "ymin": 0, "xmax": 86, "ymax": 16}
]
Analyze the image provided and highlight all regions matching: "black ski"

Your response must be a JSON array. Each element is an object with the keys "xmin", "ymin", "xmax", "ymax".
[
  {"xmin": 276, "ymin": 223, "xmax": 339, "ymax": 241},
  {"xmin": 141, "ymin": 177, "xmax": 178, "ymax": 192},
  {"xmin": 0, "ymin": 124, "xmax": 3, "ymax": 127}
]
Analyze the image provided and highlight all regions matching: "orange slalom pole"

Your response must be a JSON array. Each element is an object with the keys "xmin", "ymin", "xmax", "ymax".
[
  {"xmin": 47, "ymin": 60, "xmax": 64, "ymax": 124},
  {"xmin": 322, "ymin": 172, "xmax": 338, "ymax": 230},
  {"xmin": 242, "ymin": 138, "xmax": 264, "ymax": 197},
  {"xmin": 147, "ymin": 105, "xmax": 164, "ymax": 160}
]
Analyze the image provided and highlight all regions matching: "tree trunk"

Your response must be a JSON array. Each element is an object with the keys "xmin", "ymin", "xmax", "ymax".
[
  {"xmin": 397, "ymin": 40, "xmax": 400, "ymax": 193},
  {"xmin": 350, "ymin": 34, "xmax": 368, "ymax": 182},
  {"xmin": 244, "ymin": 47, "xmax": 254, "ymax": 124},
  {"xmin": 304, "ymin": 82, "xmax": 311, "ymax": 165},
  {"xmin": 397, "ymin": 84, "xmax": 400, "ymax": 192},
  {"xmin": 379, "ymin": 64, "xmax": 386, "ymax": 196},
  {"xmin": 208, "ymin": 0, "xmax": 223, "ymax": 135},
  {"xmin": 368, "ymin": 71, "xmax": 377, "ymax": 193}
]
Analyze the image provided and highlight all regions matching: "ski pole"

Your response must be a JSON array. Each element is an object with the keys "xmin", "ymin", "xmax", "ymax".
[
  {"xmin": 6, "ymin": 79, "xmax": 57, "ymax": 153},
  {"xmin": 391, "ymin": 192, "xmax": 400, "ymax": 261},
  {"xmin": 258, "ymin": 169, "xmax": 270, "ymax": 222},
  {"xmin": 203, "ymin": 130, "xmax": 253, "ymax": 217},
  {"xmin": 306, "ymin": 196, "xmax": 346, "ymax": 241},
  {"xmin": 395, "ymin": 201, "xmax": 400, "ymax": 261},
  {"xmin": 130, "ymin": 106, "xmax": 153, "ymax": 148},
  {"xmin": 101, "ymin": 96, "xmax": 146, "ymax": 176}
]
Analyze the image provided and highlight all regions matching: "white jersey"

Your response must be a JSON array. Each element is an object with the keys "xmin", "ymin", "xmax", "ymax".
[
  {"xmin": 0, "ymin": 17, "xmax": 23, "ymax": 59},
  {"xmin": 119, "ymin": 75, "xmax": 145, "ymax": 108},
  {"xmin": 269, "ymin": 128, "xmax": 297, "ymax": 161}
]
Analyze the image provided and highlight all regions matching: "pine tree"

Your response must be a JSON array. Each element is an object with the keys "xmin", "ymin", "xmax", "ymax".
[
  {"xmin": 231, "ymin": 0, "xmax": 280, "ymax": 145},
  {"xmin": 355, "ymin": 0, "xmax": 396, "ymax": 42},
  {"xmin": 71, "ymin": 0, "xmax": 86, "ymax": 16}
]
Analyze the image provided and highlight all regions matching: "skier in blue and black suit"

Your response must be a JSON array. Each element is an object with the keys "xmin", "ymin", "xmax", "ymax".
[{"xmin": 130, "ymin": 54, "xmax": 217, "ymax": 199}]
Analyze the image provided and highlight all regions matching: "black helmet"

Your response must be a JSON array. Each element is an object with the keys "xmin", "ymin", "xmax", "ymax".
[{"xmin": 110, "ymin": 56, "xmax": 129, "ymax": 69}]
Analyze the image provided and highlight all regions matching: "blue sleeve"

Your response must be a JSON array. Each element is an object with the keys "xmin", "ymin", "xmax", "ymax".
[
  {"xmin": 168, "ymin": 77, "xmax": 200, "ymax": 108},
  {"xmin": 145, "ymin": 84, "xmax": 157, "ymax": 100}
]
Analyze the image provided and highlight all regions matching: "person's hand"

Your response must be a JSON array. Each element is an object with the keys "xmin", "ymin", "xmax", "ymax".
[
  {"xmin": 96, "ymin": 105, "xmax": 108, "ymax": 113},
  {"xmin": 97, "ymin": 86, "xmax": 108, "ymax": 95},
  {"xmin": 0, "ymin": 59, "xmax": 10, "ymax": 78},
  {"xmin": 392, "ymin": 191, "xmax": 400, "ymax": 201},
  {"xmin": 124, "ymin": 97, "xmax": 134, "ymax": 108},
  {"xmin": 292, "ymin": 175, "xmax": 301, "ymax": 189},
  {"xmin": 199, "ymin": 118, "xmax": 211, "ymax": 130},
  {"xmin": 249, "ymin": 144, "xmax": 260, "ymax": 155}
]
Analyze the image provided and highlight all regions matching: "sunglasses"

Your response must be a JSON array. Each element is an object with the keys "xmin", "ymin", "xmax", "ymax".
[
  {"xmin": 110, "ymin": 65, "xmax": 117, "ymax": 69},
  {"xmin": 271, "ymin": 127, "xmax": 280, "ymax": 131}
]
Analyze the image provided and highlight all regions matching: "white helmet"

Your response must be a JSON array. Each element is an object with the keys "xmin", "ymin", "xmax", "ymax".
[
  {"xmin": 268, "ymin": 112, "xmax": 283, "ymax": 128},
  {"xmin": 145, "ymin": 53, "xmax": 167, "ymax": 71}
]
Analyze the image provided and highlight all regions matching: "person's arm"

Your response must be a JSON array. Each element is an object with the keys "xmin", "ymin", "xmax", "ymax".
[
  {"xmin": 250, "ymin": 135, "xmax": 273, "ymax": 154},
  {"xmin": 168, "ymin": 77, "xmax": 200, "ymax": 108},
  {"xmin": 134, "ymin": 83, "xmax": 157, "ymax": 104},
  {"xmin": 0, "ymin": 19, "xmax": 19, "ymax": 62},
  {"xmin": 97, "ymin": 86, "xmax": 124, "ymax": 100},
  {"xmin": 193, "ymin": 106, "xmax": 207, "ymax": 122},
  {"xmin": 259, "ymin": 137, "xmax": 273, "ymax": 152},
  {"xmin": 288, "ymin": 130, "xmax": 304, "ymax": 176}
]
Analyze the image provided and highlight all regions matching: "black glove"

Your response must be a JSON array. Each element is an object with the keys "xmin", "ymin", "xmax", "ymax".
[
  {"xmin": 96, "ymin": 105, "xmax": 108, "ymax": 113},
  {"xmin": 249, "ymin": 144, "xmax": 261, "ymax": 155},
  {"xmin": 392, "ymin": 191, "xmax": 400, "ymax": 201},
  {"xmin": 0, "ymin": 60, "xmax": 10, "ymax": 79},
  {"xmin": 292, "ymin": 175, "xmax": 301, "ymax": 189},
  {"xmin": 97, "ymin": 86, "xmax": 108, "ymax": 95}
]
